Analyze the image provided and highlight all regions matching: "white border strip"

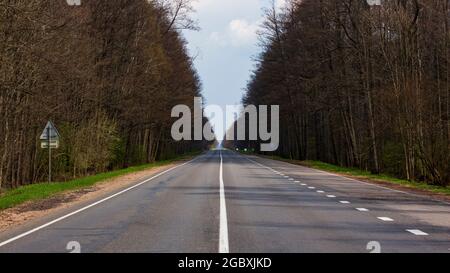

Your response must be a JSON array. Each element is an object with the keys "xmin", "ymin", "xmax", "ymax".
[
  {"xmin": 0, "ymin": 156, "xmax": 199, "ymax": 248},
  {"xmin": 406, "ymin": 229, "xmax": 429, "ymax": 236}
]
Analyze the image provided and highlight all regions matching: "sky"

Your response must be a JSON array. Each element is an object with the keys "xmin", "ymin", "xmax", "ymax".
[{"xmin": 183, "ymin": 0, "xmax": 286, "ymax": 140}]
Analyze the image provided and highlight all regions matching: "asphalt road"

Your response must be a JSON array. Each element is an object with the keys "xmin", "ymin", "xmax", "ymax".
[{"xmin": 0, "ymin": 150, "xmax": 449, "ymax": 253}]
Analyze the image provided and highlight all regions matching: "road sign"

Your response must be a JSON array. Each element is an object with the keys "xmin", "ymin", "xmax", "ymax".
[
  {"xmin": 41, "ymin": 140, "xmax": 60, "ymax": 149},
  {"xmin": 367, "ymin": 0, "xmax": 381, "ymax": 6},
  {"xmin": 40, "ymin": 121, "xmax": 60, "ymax": 183},
  {"xmin": 40, "ymin": 121, "xmax": 60, "ymax": 141}
]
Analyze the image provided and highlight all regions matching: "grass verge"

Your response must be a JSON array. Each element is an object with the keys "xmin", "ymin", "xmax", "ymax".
[
  {"xmin": 0, "ymin": 152, "xmax": 200, "ymax": 211},
  {"xmin": 264, "ymin": 155, "xmax": 450, "ymax": 196}
]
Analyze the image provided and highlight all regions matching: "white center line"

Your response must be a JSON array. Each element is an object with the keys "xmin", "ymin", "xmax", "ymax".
[
  {"xmin": 407, "ymin": 229, "xmax": 429, "ymax": 236},
  {"xmin": 356, "ymin": 208, "xmax": 369, "ymax": 211},
  {"xmin": 378, "ymin": 217, "xmax": 394, "ymax": 222},
  {"xmin": 219, "ymin": 151, "xmax": 229, "ymax": 253},
  {"xmin": 339, "ymin": 201, "xmax": 350, "ymax": 204}
]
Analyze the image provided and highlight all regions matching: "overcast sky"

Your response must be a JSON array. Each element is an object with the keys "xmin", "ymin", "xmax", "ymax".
[{"xmin": 183, "ymin": 0, "xmax": 286, "ymax": 140}]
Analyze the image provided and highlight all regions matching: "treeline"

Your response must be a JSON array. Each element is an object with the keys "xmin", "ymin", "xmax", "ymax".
[
  {"xmin": 0, "ymin": 0, "xmax": 210, "ymax": 189},
  {"xmin": 236, "ymin": 0, "xmax": 449, "ymax": 185}
]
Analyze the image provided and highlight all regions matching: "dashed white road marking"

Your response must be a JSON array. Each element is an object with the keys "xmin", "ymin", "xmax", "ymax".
[
  {"xmin": 240, "ymin": 152, "xmax": 450, "ymax": 206},
  {"xmin": 240, "ymin": 154, "xmax": 436, "ymax": 238},
  {"xmin": 308, "ymin": 187, "xmax": 316, "ymax": 189},
  {"xmin": 288, "ymin": 178, "xmax": 294, "ymax": 181},
  {"xmin": 406, "ymin": 229, "xmax": 429, "ymax": 236},
  {"xmin": 317, "ymin": 190, "xmax": 325, "ymax": 193},
  {"xmin": 219, "ymin": 150, "xmax": 229, "ymax": 253},
  {"xmin": 378, "ymin": 217, "xmax": 394, "ymax": 222}
]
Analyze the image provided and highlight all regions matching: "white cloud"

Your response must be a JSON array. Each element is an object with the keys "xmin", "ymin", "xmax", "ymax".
[
  {"xmin": 196, "ymin": 0, "xmax": 288, "ymax": 48},
  {"xmin": 208, "ymin": 19, "xmax": 260, "ymax": 47},
  {"xmin": 228, "ymin": 19, "xmax": 260, "ymax": 46},
  {"xmin": 184, "ymin": 0, "xmax": 290, "ymax": 139}
]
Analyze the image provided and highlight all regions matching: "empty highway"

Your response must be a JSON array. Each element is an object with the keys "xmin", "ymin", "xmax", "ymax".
[{"xmin": 0, "ymin": 150, "xmax": 449, "ymax": 253}]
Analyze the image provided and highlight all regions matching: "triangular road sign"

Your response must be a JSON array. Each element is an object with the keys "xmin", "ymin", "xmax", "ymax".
[{"xmin": 40, "ymin": 121, "xmax": 61, "ymax": 140}]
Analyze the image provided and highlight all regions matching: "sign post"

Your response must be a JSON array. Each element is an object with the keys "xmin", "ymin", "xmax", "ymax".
[{"xmin": 40, "ymin": 121, "xmax": 60, "ymax": 183}]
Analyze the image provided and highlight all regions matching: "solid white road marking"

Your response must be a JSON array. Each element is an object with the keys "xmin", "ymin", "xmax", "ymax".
[
  {"xmin": 219, "ymin": 150, "xmax": 229, "ymax": 253},
  {"xmin": 326, "ymin": 195, "xmax": 336, "ymax": 198},
  {"xmin": 0, "ymin": 155, "xmax": 201, "ymax": 248},
  {"xmin": 339, "ymin": 201, "xmax": 350, "ymax": 204},
  {"xmin": 406, "ymin": 229, "xmax": 429, "ymax": 236},
  {"xmin": 378, "ymin": 217, "xmax": 394, "ymax": 222},
  {"xmin": 356, "ymin": 208, "xmax": 369, "ymax": 211}
]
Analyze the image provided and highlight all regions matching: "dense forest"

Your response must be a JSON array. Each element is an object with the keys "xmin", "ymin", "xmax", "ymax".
[
  {"xmin": 0, "ymin": 0, "xmax": 211, "ymax": 190},
  {"xmin": 232, "ymin": 0, "xmax": 449, "ymax": 186}
]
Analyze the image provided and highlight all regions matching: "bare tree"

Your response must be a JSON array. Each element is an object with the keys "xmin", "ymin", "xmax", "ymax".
[{"xmin": 235, "ymin": 0, "xmax": 449, "ymax": 185}]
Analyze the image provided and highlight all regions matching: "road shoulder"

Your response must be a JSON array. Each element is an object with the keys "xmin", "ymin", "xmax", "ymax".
[
  {"xmin": 250, "ymin": 154, "xmax": 450, "ymax": 204},
  {"xmin": 0, "ymin": 159, "xmax": 190, "ymax": 234}
]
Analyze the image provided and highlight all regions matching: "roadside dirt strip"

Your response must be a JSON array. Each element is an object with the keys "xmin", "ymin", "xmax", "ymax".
[{"xmin": 0, "ymin": 163, "xmax": 181, "ymax": 232}]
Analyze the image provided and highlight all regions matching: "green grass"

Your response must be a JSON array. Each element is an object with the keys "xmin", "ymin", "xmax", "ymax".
[
  {"xmin": 0, "ymin": 152, "xmax": 200, "ymax": 211},
  {"xmin": 265, "ymin": 155, "xmax": 450, "ymax": 196}
]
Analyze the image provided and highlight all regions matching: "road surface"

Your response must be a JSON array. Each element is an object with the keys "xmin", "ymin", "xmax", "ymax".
[{"xmin": 0, "ymin": 150, "xmax": 449, "ymax": 253}]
